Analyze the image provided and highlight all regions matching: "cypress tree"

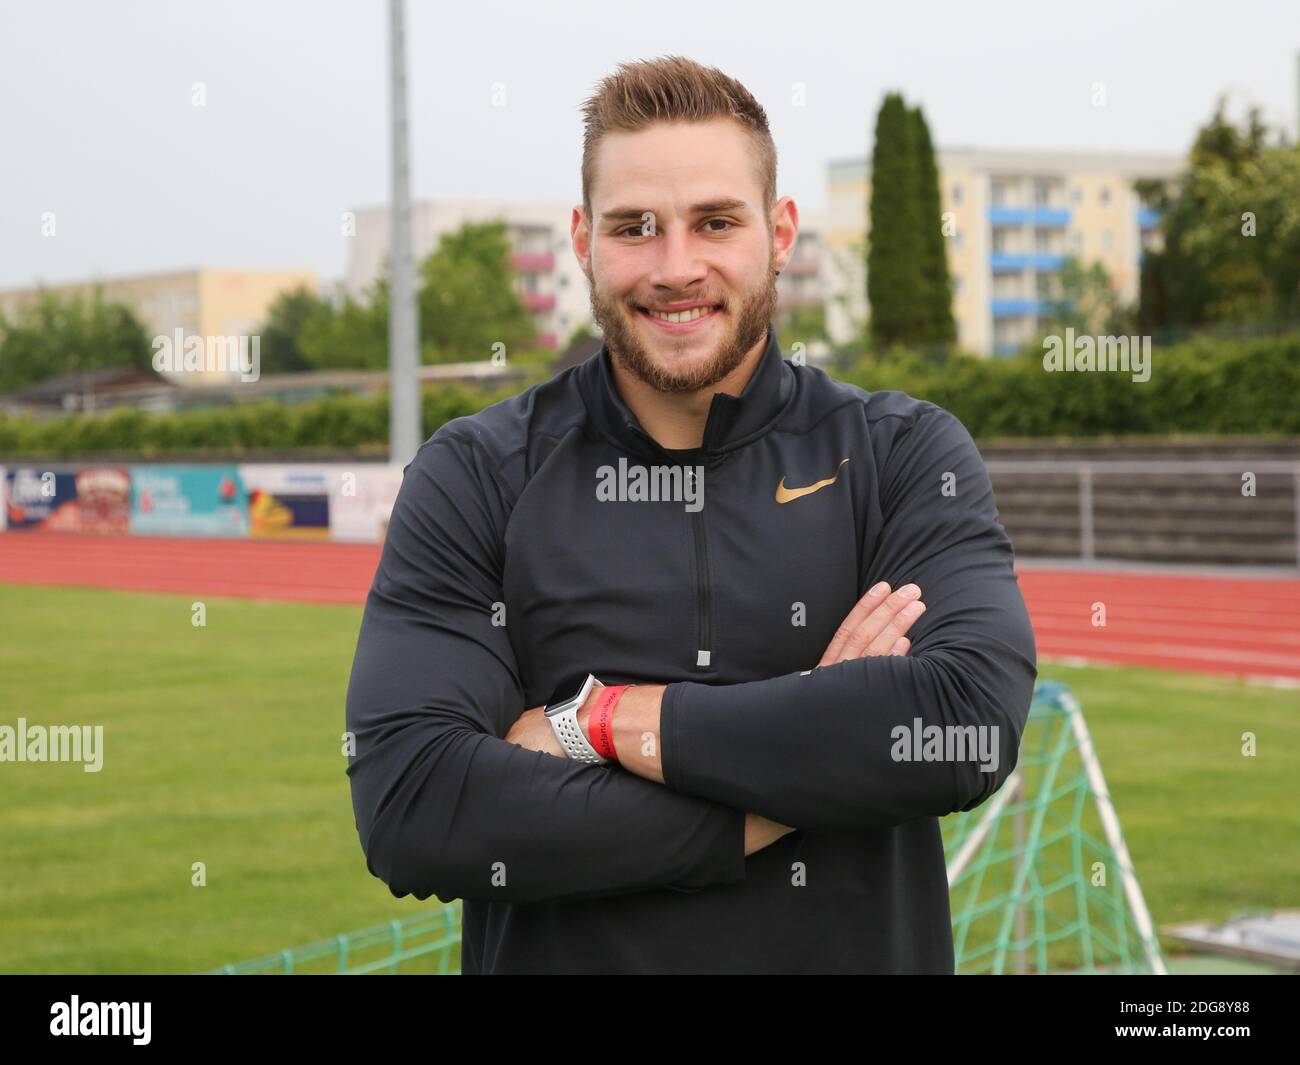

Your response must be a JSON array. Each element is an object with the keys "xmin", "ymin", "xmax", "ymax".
[
  {"xmin": 867, "ymin": 93, "xmax": 925, "ymax": 348},
  {"xmin": 910, "ymin": 105, "xmax": 956, "ymax": 346}
]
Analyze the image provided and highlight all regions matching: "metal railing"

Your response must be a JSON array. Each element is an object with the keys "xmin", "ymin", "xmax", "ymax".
[{"xmin": 982, "ymin": 459, "xmax": 1300, "ymax": 568}]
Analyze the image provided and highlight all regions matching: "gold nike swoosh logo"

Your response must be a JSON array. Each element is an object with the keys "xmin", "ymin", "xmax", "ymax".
[{"xmin": 775, "ymin": 458, "xmax": 850, "ymax": 503}]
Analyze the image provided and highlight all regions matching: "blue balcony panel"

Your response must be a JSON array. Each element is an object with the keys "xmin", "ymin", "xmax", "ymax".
[
  {"xmin": 1137, "ymin": 207, "xmax": 1160, "ymax": 229},
  {"xmin": 988, "ymin": 206, "xmax": 1072, "ymax": 227},
  {"xmin": 990, "ymin": 298, "xmax": 1049, "ymax": 318},
  {"xmin": 990, "ymin": 253, "xmax": 1065, "ymax": 272}
]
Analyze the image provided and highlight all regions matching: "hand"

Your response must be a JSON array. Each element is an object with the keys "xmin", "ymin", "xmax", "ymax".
[
  {"xmin": 504, "ymin": 703, "xmax": 567, "ymax": 758},
  {"xmin": 744, "ymin": 811, "xmax": 797, "ymax": 855},
  {"xmin": 817, "ymin": 581, "xmax": 926, "ymax": 667}
]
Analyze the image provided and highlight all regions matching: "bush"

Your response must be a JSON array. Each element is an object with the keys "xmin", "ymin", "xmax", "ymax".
[
  {"xmin": 840, "ymin": 329, "xmax": 1300, "ymax": 437},
  {"xmin": 0, "ymin": 385, "xmax": 495, "ymax": 459},
  {"xmin": 2, "ymin": 330, "xmax": 1296, "ymax": 460}
]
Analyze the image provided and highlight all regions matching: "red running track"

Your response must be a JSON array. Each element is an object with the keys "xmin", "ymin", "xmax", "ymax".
[{"xmin": 1, "ymin": 533, "xmax": 1298, "ymax": 682}]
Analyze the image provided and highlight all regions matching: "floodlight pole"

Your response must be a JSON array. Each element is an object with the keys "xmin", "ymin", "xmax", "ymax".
[{"xmin": 388, "ymin": 0, "xmax": 421, "ymax": 465}]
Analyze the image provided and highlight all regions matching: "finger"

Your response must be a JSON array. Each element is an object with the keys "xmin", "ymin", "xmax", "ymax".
[
  {"xmin": 838, "ymin": 584, "xmax": 922, "ymax": 662},
  {"xmin": 818, "ymin": 582, "xmax": 891, "ymax": 666},
  {"xmin": 865, "ymin": 599, "xmax": 926, "ymax": 656},
  {"xmin": 890, "ymin": 637, "xmax": 910, "ymax": 656}
]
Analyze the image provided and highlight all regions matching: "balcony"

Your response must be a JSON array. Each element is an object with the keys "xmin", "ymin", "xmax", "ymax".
[
  {"xmin": 519, "ymin": 291, "xmax": 557, "ymax": 312},
  {"xmin": 990, "ymin": 253, "xmax": 1065, "ymax": 272},
  {"xmin": 512, "ymin": 250, "xmax": 556, "ymax": 273},
  {"xmin": 1137, "ymin": 207, "xmax": 1160, "ymax": 230},
  {"xmin": 991, "ymin": 298, "xmax": 1050, "ymax": 318},
  {"xmin": 988, "ymin": 207, "xmax": 1072, "ymax": 227}
]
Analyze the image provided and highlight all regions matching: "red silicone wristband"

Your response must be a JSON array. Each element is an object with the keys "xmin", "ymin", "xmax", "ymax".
[{"xmin": 587, "ymin": 684, "xmax": 630, "ymax": 762}]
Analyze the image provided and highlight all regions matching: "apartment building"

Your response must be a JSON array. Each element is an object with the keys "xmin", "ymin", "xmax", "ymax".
[{"xmin": 825, "ymin": 148, "xmax": 1184, "ymax": 354}]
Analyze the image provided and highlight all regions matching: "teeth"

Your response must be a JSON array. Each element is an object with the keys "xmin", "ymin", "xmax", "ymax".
[{"xmin": 646, "ymin": 305, "xmax": 714, "ymax": 323}]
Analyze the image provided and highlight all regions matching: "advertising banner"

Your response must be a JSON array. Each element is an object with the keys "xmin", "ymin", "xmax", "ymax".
[
  {"xmin": 74, "ymin": 467, "xmax": 131, "ymax": 534},
  {"xmin": 130, "ymin": 466, "xmax": 249, "ymax": 537},
  {"xmin": 327, "ymin": 465, "xmax": 404, "ymax": 543},
  {"xmin": 4, "ymin": 468, "xmax": 80, "ymax": 531},
  {"xmin": 239, "ymin": 465, "xmax": 332, "ymax": 540}
]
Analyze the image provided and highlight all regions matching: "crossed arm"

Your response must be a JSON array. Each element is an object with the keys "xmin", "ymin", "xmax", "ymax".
[
  {"xmin": 346, "ymin": 407, "xmax": 1037, "ymax": 905},
  {"xmin": 504, "ymin": 580, "xmax": 931, "ymax": 851}
]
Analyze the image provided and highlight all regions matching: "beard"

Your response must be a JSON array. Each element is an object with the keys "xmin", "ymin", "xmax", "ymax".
[{"xmin": 584, "ymin": 248, "xmax": 778, "ymax": 395}]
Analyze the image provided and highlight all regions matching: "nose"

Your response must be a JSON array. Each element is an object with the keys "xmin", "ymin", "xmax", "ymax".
[{"xmin": 647, "ymin": 222, "xmax": 707, "ymax": 294}]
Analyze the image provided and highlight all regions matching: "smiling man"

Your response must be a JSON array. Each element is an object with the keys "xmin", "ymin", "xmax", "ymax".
[{"xmin": 345, "ymin": 55, "xmax": 1037, "ymax": 974}]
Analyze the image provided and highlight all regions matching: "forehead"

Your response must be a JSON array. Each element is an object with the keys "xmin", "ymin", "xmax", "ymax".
[{"xmin": 591, "ymin": 118, "xmax": 760, "ymax": 211}]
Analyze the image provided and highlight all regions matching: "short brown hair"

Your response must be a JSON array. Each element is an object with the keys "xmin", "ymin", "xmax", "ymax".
[{"xmin": 580, "ymin": 55, "xmax": 777, "ymax": 222}]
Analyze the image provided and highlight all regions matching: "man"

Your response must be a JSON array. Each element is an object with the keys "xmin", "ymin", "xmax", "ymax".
[{"xmin": 345, "ymin": 55, "xmax": 1037, "ymax": 974}]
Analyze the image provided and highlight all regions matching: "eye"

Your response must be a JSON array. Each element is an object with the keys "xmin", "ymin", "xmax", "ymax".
[
  {"xmin": 703, "ymin": 218, "xmax": 735, "ymax": 233},
  {"xmin": 616, "ymin": 223, "xmax": 651, "ymax": 238}
]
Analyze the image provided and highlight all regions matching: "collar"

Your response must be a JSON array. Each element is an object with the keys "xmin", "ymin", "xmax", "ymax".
[{"xmin": 578, "ymin": 322, "xmax": 793, "ymax": 465}]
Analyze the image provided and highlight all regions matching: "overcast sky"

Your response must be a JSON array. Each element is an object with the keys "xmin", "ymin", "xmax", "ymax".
[{"xmin": 2, "ymin": 0, "xmax": 1296, "ymax": 290}]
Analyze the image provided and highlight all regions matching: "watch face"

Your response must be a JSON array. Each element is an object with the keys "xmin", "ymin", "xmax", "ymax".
[{"xmin": 544, "ymin": 674, "xmax": 595, "ymax": 717}]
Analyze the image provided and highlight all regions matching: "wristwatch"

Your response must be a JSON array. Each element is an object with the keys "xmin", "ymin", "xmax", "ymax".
[{"xmin": 544, "ymin": 673, "xmax": 608, "ymax": 764}]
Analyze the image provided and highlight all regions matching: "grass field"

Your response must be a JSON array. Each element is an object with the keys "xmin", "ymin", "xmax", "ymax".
[{"xmin": 0, "ymin": 583, "xmax": 1296, "ymax": 973}]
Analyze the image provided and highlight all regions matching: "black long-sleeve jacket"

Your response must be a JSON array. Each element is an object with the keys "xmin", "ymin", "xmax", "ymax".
[{"xmin": 345, "ymin": 323, "xmax": 1037, "ymax": 973}]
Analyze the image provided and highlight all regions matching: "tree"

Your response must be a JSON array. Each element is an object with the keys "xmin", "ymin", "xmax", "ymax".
[
  {"xmin": 867, "ymin": 93, "xmax": 926, "ymax": 348},
  {"xmin": 866, "ymin": 94, "xmax": 953, "ymax": 352},
  {"xmin": 777, "ymin": 303, "xmax": 828, "ymax": 350},
  {"xmin": 0, "ymin": 288, "xmax": 153, "ymax": 393},
  {"xmin": 910, "ymin": 105, "xmax": 956, "ymax": 345},
  {"xmin": 258, "ymin": 285, "xmax": 330, "ymax": 374},
  {"xmin": 1139, "ymin": 98, "xmax": 1300, "ymax": 329},
  {"xmin": 1039, "ymin": 256, "xmax": 1129, "ymax": 338},
  {"xmin": 297, "ymin": 280, "xmax": 390, "ymax": 371},
  {"xmin": 279, "ymin": 220, "xmax": 541, "ymax": 373},
  {"xmin": 419, "ymin": 220, "xmax": 537, "ymax": 363}
]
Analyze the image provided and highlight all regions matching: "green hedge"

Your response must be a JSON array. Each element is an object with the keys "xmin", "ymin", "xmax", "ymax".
[
  {"xmin": 0, "ymin": 385, "xmax": 512, "ymax": 460},
  {"xmin": 1, "ymin": 331, "xmax": 1297, "ymax": 459},
  {"xmin": 840, "ymin": 329, "xmax": 1300, "ymax": 437}
]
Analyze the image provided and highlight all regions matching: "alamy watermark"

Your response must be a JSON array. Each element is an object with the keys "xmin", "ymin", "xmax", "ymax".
[
  {"xmin": 152, "ymin": 329, "xmax": 261, "ymax": 382},
  {"xmin": 1042, "ymin": 328, "xmax": 1151, "ymax": 383},
  {"xmin": 596, "ymin": 457, "xmax": 703, "ymax": 512},
  {"xmin": 50, "ymin": 996, "xmax": 150, "ymax": 1044},
  {"xmin": 1, "ymin": 718, "xmax": 103, "ymax": 772},
  {"xmin": 890, "ymin": 717, "xmax": 1000, "ymax": 773}
]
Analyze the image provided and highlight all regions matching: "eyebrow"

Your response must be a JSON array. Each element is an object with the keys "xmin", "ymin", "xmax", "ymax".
[{"xmin": 600, "ymin": 198, "xmax": 751, "ymax": 224}]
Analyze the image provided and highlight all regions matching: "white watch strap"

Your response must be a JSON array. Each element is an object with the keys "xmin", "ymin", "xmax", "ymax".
[{"xmin": 545, "ymin": 674, "xmax": 608, "ymax": 764}]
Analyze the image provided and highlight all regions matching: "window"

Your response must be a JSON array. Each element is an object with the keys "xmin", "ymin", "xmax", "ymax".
[
  {"xmin": 952, "ymin": 275, "xmax": 963, "ymax": 295},
  {"xmin": 952, "ymin": 184, "xmax": 963, "ymax": 205},
  {"xmin": 953, "ymin": 231, "xmax": 964, "ymax": 250},
  {"xmin": 1100, "ymin": 186, "xmax": 1112, "ymax": 206},
  {"xmin": 1072, "ymin": 231, "xmax": 1084, "ymax": 253},
  {"xmin": 1071, "ymin": 187, "xmax": 1082, "ymax": 204},
  {"xmin": 1101, "ymin": 230, "xmax": 1113, "ymax": 252},
  {"xmin": 993, "ymin": 272, "xmax": 1022, "ymax": 298}
]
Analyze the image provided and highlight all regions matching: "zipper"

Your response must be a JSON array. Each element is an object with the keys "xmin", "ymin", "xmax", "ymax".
[
  {"xmin": 623, "ymin": 420, "xmax": 715, "ymax": 671},
  {"xmin": 690, "ymin": 501, "xmax": 713, "ymax": 671}
]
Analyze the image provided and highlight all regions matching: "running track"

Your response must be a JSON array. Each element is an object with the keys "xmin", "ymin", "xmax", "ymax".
[{"xmin": 1, "ymin": 533, "xmax": 1298, "ymax": 683}]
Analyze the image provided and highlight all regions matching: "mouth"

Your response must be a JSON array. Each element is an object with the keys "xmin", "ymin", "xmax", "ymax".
[{"xmin": 634, "ymin": 303, "xmax": 722, "ymax": 332}]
